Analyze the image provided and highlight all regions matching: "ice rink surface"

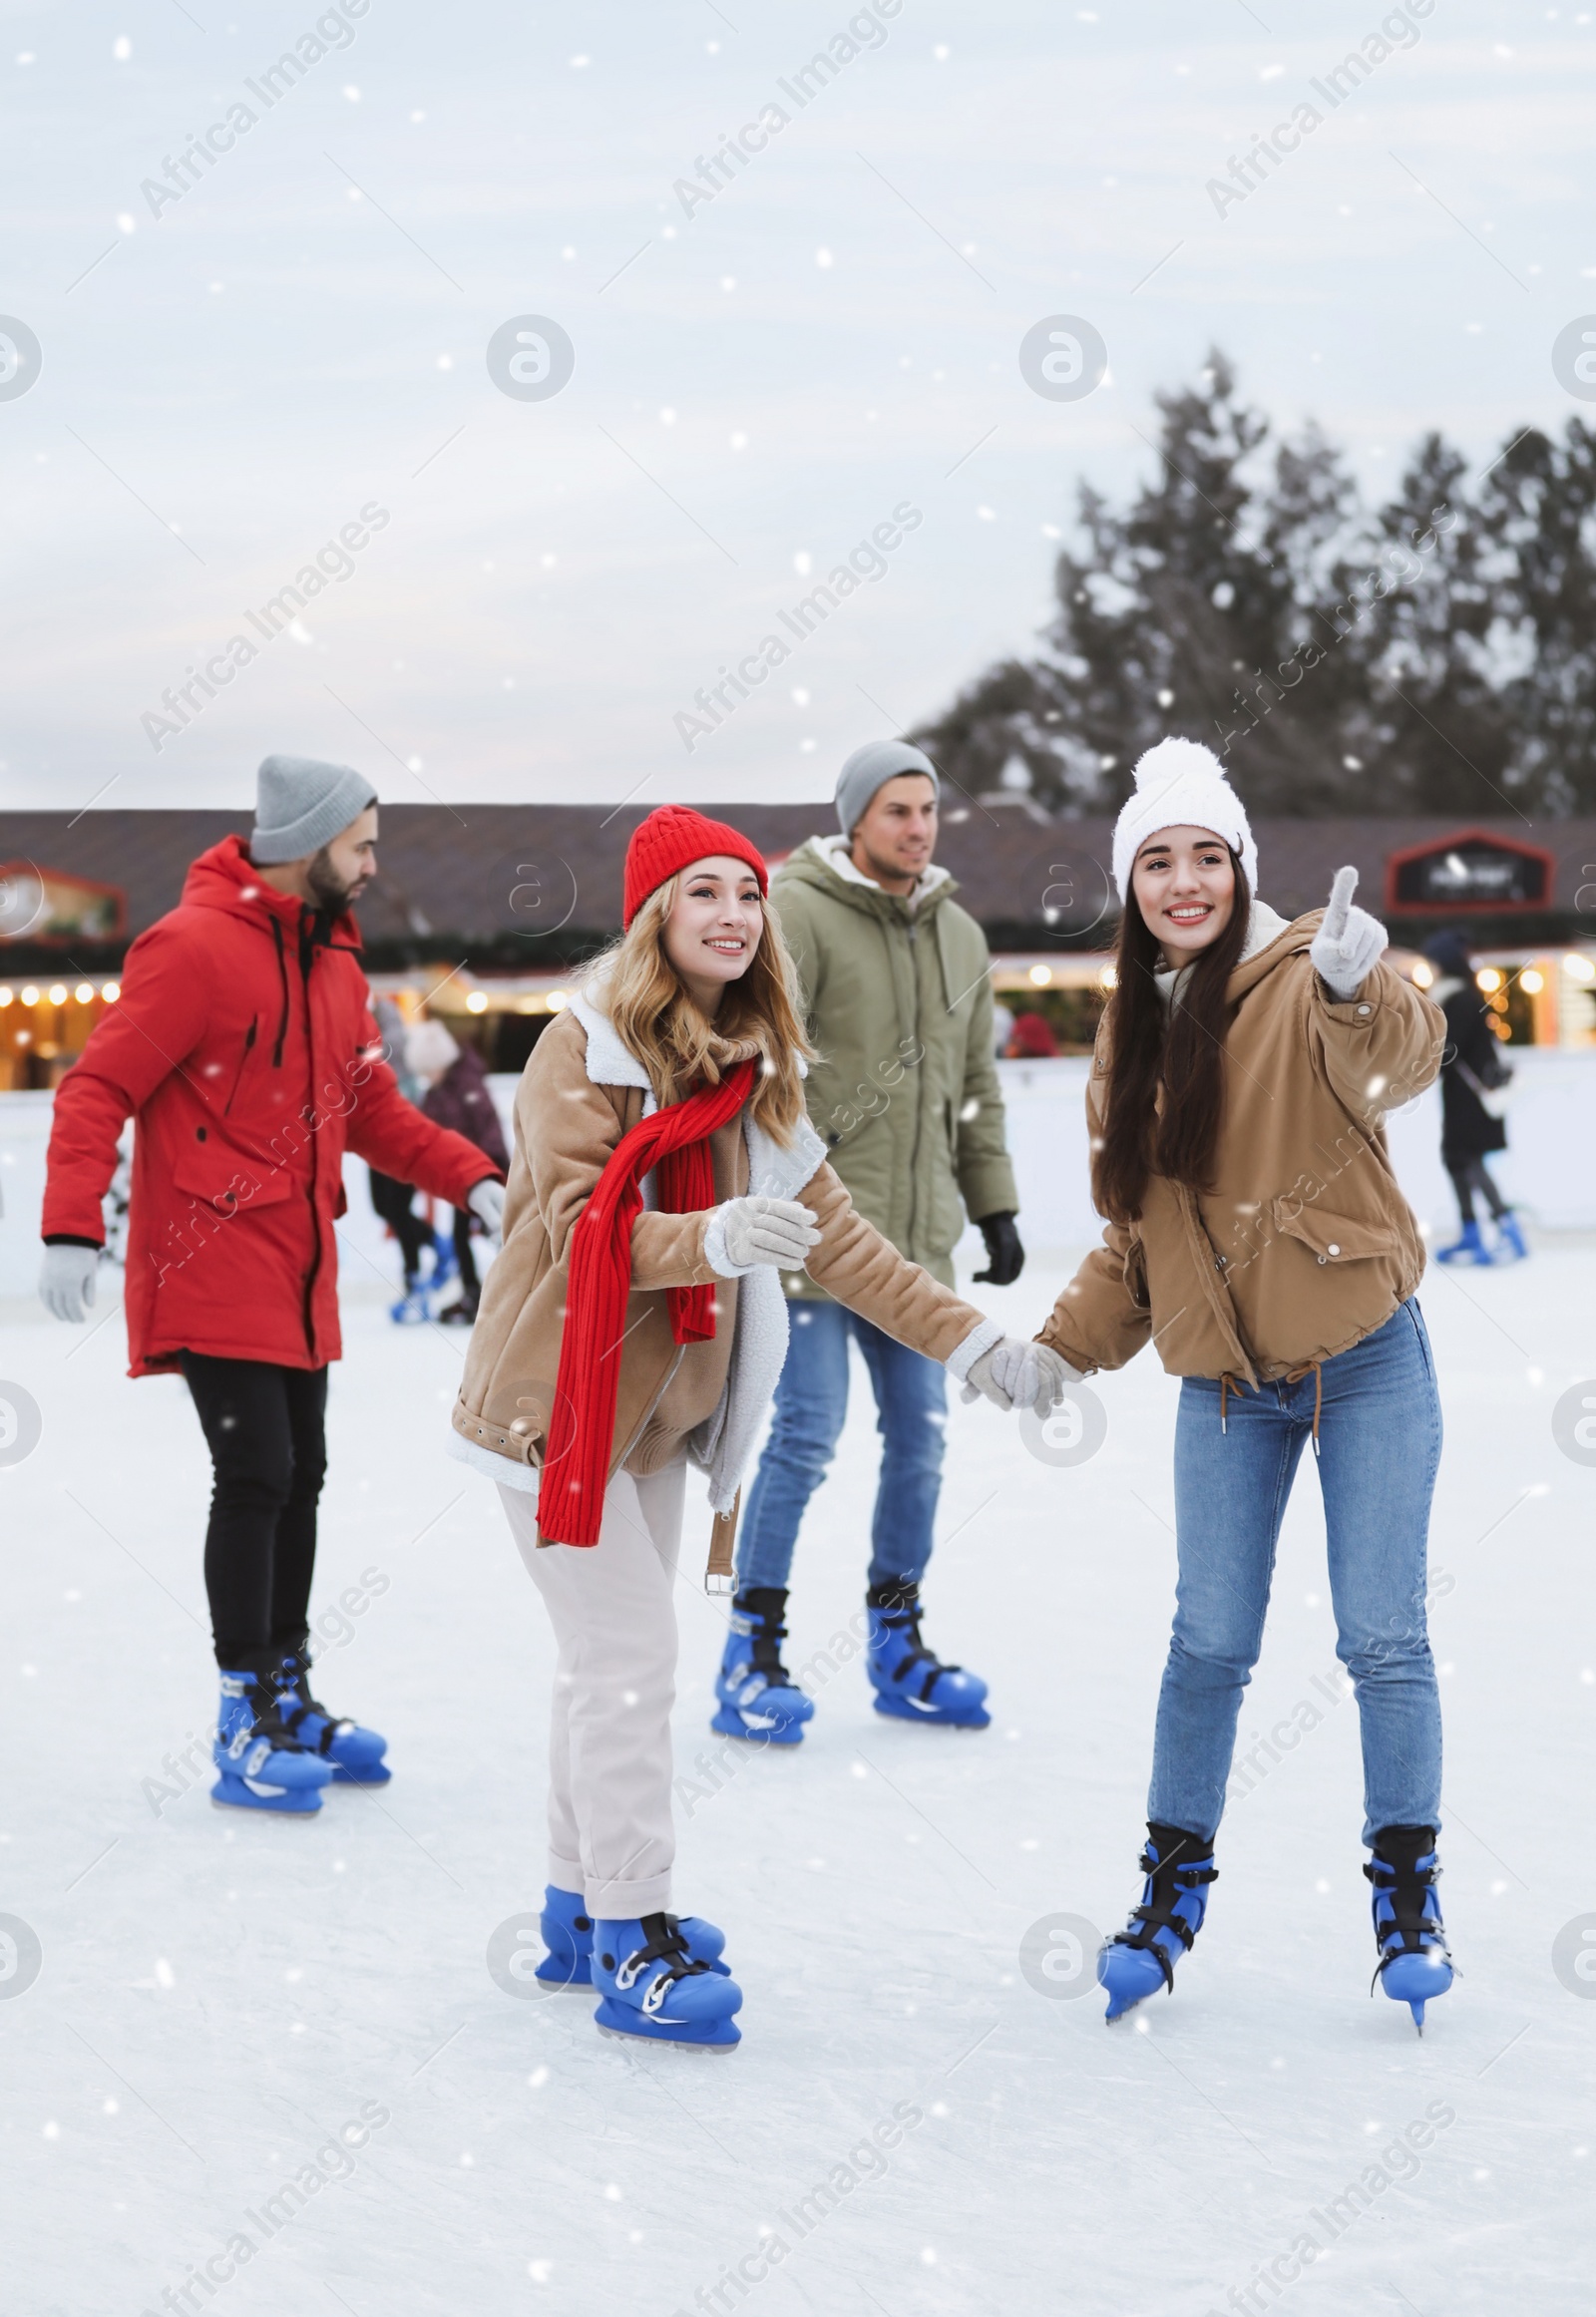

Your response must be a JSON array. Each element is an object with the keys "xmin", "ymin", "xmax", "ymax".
[{"xmin": 1, "ymin": 1217, "xmax": 1594, "ymax": 2313}]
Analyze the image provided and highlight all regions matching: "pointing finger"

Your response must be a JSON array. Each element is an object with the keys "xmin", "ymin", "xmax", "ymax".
[{"xmin": 1322, "ymin": 864, "xmax": 1358, "ymax": 942}]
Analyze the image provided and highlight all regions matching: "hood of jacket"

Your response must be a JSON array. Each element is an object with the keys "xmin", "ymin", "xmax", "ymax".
[
  {"xmin": 779, "ymin": 833, "xmax": 956, "ymax": 922},
  {"xmin": 181, "ymin": 833, "xmax": 362, "ymax": 953}
]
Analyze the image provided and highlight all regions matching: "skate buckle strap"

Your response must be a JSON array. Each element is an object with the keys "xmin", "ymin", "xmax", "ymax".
[
  {"xmin": 878, "ymin": 1606, "xmax": 964, "ymax": 1703},
  {"xmin": 614, "ymin": 1919, "xmax": 716, "ymax": 1999},
  {"xmin": 1109, "ymin": 1852, "xmax": 1218, "ymax": 1991}
]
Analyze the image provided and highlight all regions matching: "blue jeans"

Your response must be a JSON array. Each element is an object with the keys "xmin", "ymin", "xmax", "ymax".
[
  {"xmin": 737, "ymin": 1303, "xmax": 947, "ymax": 1594},
  {"xmin": 1148, "ymin": 1301, "xmax": 1443, "ymax": 1847}
]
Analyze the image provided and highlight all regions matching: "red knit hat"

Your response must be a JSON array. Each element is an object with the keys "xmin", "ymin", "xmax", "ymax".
[{"xmin": 622, "ymin": 805, "xmax": 768, "ymax": 929}]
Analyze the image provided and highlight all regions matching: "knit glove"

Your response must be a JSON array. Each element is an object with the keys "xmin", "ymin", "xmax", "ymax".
[
  {"xmin": 467, "ymin": 1178, "xmax": 506, "ymax": 1237},
  {"xmin": 973, "ymin": 1211, "xmax": 1024, "ymax": 1287},
  {"xmin": 1309, "ymin": 866, "xmax": 1388, "ymax": 1002},
  {"xmin": 962, "ymin": 1337, "xmax": 1079, "ymax": 1416},
  {"xmin": 40, "ymin": 1243, "xmax": 99, "ymax": 1324},
  {"xmin": 705, "ymin": 1196, "xmax": 821, "ymax": 1278}
]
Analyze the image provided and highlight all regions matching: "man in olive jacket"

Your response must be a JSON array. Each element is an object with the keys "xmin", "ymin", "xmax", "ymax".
[{"xmin": 713, "ymin": 739, "xmax": 1022, "ymax": 1744}]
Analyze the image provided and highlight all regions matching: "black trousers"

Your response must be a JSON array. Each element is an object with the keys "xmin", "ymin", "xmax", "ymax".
[
  {"xmin": 454, "ymin": 1207, "xmax": 481, "ymax": 1315},
  {"xmin": 180, "ymin": 1352, "xmax": 328, "ymax": 1670},
  {"xmin": 1446, "ymin": 1156, "xmax": 1506, "ymax": 1226},
  {"xmin": 368, "ymin": 1167, "xmax": 433, "ymax": 1284}
]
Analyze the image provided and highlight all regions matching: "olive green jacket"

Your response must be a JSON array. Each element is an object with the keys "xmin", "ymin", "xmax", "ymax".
[{"xmin": 772, "ymin": 836, "xmax": 1017, "ymax": 1296}]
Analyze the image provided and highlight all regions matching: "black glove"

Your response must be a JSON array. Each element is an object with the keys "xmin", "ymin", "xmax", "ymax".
[{"xmin": 973, "ymin": 1211, "xmax": 1023, "ymax": 1287}]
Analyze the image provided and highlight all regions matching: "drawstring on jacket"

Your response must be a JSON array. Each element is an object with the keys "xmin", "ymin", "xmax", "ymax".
[
  {"xmin": 1219, "ymin": 1361, "xmax": 1324, "ymax": 1453},
  {"xmin": 269, "ymin": 917, "xmax": 290, "ymax": 1066}
]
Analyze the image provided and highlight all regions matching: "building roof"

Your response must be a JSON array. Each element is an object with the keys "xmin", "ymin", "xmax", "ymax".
[{"xmin": 1, "ymin": 805, "xmax": 1591, "ymax": 953}]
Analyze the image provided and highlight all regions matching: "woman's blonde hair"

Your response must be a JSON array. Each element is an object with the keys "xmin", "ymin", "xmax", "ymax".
[{"xmin": 594, "ymin": 872, "xmax": 815, "ymax": 1142}]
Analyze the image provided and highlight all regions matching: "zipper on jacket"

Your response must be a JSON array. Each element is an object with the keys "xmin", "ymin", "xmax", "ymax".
[
  {"xmin": 295, "ymin": 910, "xmax": 325, "ymax": 1355},
  {"xmin": 222, "ymin": 1019, "xmax": 257, "ymax": 1115}
]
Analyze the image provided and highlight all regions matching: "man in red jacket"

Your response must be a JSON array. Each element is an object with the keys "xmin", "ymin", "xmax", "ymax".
[{"xmin": 39, "ymin": 754, "xmax": 505, "ymax": 1813}]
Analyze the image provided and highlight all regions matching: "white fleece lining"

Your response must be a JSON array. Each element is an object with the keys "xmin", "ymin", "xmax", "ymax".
[{"xmin": 454, "ymin": 990, "xmax": 829, "ymax": 1513}]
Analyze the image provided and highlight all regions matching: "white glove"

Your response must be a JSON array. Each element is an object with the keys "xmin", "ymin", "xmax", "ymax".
[
  {"xmin": 1309, "ymin": 866, "xmax": 1388, "ymax": 1002},
  {"xmin": 40, "ymin": 1243, "xmax": 100, "ymax": 1324},
  {"xmin": 706, "ymin": 1196, "xmax": 821, "ymax": 1277},
  {"xmin": 467, "ymin": 1178, "xmax": 506, "ymax": 1237},
  {"xmin": 962, "ymin": 1337, "xmax": 1078, "ymax": 1415}
]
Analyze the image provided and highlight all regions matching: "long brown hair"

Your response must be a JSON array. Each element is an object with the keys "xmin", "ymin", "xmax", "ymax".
[
  {"xmin": 1090, "ymin": 850, "xmax": 1253, "ymax": 1224},
  {"xmin": 593, "ymin": 874, "xmax": 815, "ymax": 1144}
]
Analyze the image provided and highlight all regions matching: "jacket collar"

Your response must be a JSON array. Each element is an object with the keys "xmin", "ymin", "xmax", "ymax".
[
  {"xmin": 795, "ymin": 833, "xmax": 953, "ymax": 916},
  {"xmin": 181, "ymin": 832, "xmax": 362, "ymax": 952},
  {"xmin": 571, "ymin": 979, "xmax": 652, "ymax": 1090}
]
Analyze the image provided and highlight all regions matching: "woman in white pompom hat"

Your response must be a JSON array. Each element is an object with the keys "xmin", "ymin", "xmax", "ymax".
[{"xmin": 1028, "ymin": 738, "xmax": 1457, "ymax": 2029}]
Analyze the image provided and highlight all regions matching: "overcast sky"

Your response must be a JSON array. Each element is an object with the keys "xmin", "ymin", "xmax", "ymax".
[{"xmin": 0, "ymin": 0, "xmax": 1591, "ymax": 815}]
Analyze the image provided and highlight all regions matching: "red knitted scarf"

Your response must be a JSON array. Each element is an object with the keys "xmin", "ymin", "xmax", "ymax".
[{"xmin": 539, "ymin": 1058, "xmax": 757, "ymax": 1545}]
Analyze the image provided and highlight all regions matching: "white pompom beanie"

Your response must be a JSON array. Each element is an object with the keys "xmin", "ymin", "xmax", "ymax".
[{"xmin": 1111, "ymin": 738, "xmax": 1258, "ymax": 902}]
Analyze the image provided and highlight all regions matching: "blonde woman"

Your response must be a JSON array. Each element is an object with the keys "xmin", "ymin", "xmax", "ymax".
[{"xmin": 450, "ymin": 806, "xmax": 1067, "ymax": 2051}]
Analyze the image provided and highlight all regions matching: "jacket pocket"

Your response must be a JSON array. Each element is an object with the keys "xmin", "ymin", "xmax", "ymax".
[
  {"xmin": 1269, "ymin": 1198, "xmax": 1399, "ymax": 1267},
  {"xmin": 172, "ymin": 1135, "xmax": 295, "ymax": 1214},
  {"xmin": 222, "ymin": 1017, "xmax": 259, "ymax": 1115}
]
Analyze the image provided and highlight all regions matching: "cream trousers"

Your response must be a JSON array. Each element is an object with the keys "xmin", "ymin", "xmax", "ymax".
[{"xmin": 500, "ymin": 1458, "xmax": 685, "ymax": 1920}]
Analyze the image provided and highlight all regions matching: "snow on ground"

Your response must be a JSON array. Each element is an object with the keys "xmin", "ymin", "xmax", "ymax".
[{"xmin": 1, "ymin": 1167, "xmax": 1595, "ymax": 2309}]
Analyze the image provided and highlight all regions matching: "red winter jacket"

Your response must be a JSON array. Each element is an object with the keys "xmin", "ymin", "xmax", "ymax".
[{"xmin": 42, "ymin": 835, "xmax": 500, "ymax": 1376}]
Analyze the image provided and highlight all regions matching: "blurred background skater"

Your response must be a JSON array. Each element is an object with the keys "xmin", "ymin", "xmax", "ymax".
[
  {"xmin": 367, "ymin": 995, "xmax": 451, "ymax": 1324},
  {"xmin": 715, "ymin": 740, "xmax": 1022, "ymax": 1744},
  {"xmin": 405, "ymin": 1016, "xmax": 512, "ymax": 1325},
  {"xmin": 37, "ymin": 755, "xmax": 506, "ymax": 1813},
  {"xmin": 1423, "ymin": 930, "xmax": 1526, "ymax": 1266}
]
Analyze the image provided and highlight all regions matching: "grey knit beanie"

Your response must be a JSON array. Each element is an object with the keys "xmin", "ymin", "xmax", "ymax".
[
  {"xmin": 835, "ymin": 740, "xmax": 940, "ymax": 837},
  {"xmin": 251, "ymin": 754, "xmax": 378, "ymax": 865}
]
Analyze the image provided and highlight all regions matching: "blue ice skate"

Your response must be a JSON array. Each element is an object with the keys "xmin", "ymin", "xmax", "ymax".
[
  {"xmin": 1491, "ymin": 1214, "xmax": 1528, "ymax": 1262},
  {"xmin": 712, "ymin": 1588, "xmax": 814, "ymax": 1744},
  {"xmin": 211, "ymin": 1669, "xmax": 334, "ymax": 1814},
  {"xmin": 592, "ymin": 1914, "xmax": 742, "ymax": 2051},
  {"xmin": 1435, "ymin": 1221, "xmax": 1491, "ymax": 1266},
  {"xmin": 1098, "ymin": 1824, "xmax": 1218, "ymax": 2021},
  {"xmin": 274, "ymin": 1649, "xmax": 391, "ymax": 1784},
  {"xmin": 535, "ymin": 1885, "xmax": 728, "ymax": 1989},
  {"xmin": 389, "ymin": 1282, "xmax": 433, "ymax": 1325},
  {"xmin": 865, "ymin": 1585, "xmax": 990, "ymax": 1728},
  {"xmin": 1366, "ymin": 1825, "xmax": 1453, "ymax": 2033}
]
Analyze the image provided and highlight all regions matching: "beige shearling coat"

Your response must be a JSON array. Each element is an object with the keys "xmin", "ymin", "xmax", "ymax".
[
  {"xmin": 451, "ymin": 1000, "xmax": 992, "ymax": 1490},
  {"xmin": 1037, "ymin": 914, "xmax": 1447, "ymax": 1386}
]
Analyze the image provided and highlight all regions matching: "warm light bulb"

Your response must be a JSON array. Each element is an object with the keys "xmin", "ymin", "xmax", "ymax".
[
  {"xmin": 1563, "ymin": 954, "xmax": 1596, "ymax": 984},
  {"xmin": 0, "ymin": 988, "xmax": 11, "ymax": 1007},
  {"xmin": 1476, "ymin": 967, "xmax": 1502, "ymax": 993},
  {"xmin": 1027, "ymin": 964, "xmax": 1051, "ymax": 987},
  {"xmin": 48, "ymin": 983, "xmax": 68, "ymax": 1005},
  {"xmin": 1099, "ymin": 965, "xmax": 1118, "ymax": 991},
  {"xmin": 103, "ymin": 981, "xmax": 122, "ymax": 1002},
  {"xmin": 466, "ymin": 990, "xmax": 489, "ymax": 1014},
  {"xmin": 547, "ymin": 990, "xmax": 569, "ymax": 1012},
  {"xmin": 1410, "ymin": 960, "xmax": 1433, "ymax": 988},
  {"xmin": 20, "ymin": 985, "xmax": 39, "ymax": 1006},
  {"xmin": 1520, "ymin": 967, "xmax": 1544, "ymax": 995},
  {"xmin": 74, "ymin": 982, "xmax": 94, "ymax": 1003}
]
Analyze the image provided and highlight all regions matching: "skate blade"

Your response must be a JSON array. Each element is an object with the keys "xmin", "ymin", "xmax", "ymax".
[
  {"xmin": 595, "ymin": 2018, "xmax": 739, "ymax": 2054},
  {"xmin": 331, "ymin": 1762, "xmax": 393, "ymax": 1784}
]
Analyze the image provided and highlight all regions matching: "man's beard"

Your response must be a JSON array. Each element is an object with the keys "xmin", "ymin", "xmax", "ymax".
[
  {"xmin": 857, "ymin": 837, "xmax": 926, "ymax": 889},
  {"xmin": 306, "ymin": 848, "xmax": 367, "ymax": 914}
]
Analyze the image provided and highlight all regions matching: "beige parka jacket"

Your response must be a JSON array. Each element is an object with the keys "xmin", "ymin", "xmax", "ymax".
[
  {"xmin": 1037, "ymin": 911, "xmax": 1447, "ymax": 1387},
  {"xmin": 451, "ymin": 993, "xmax": 994, "ymax": 1499}
]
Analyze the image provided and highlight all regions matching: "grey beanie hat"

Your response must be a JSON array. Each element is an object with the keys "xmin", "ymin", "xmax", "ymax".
[
  {"xmin": 835, "ymin": 739, "xmax": 940, "ymax": 836},
  {"xmin": 251, "ymin": 754, "xmax": 378, "ymax": 865}
]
